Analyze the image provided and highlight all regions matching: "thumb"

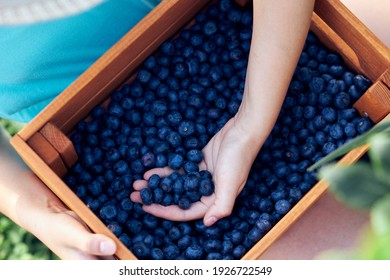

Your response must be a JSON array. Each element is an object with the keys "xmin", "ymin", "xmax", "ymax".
[{"xmin": 203, "ymin": 189, "xmax": 236, "ymax": 227}]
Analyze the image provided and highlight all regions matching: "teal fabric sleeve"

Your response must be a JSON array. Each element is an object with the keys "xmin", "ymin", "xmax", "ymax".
[{"xmin": 0, "ymin": 0, "xmax": 161, "ymax": 123}]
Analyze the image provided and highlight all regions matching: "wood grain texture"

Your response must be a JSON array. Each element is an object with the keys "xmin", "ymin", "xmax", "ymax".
[
  {"xmin": 10, "ymin": 134, "xmax": 137, "ymax": 260},
  {"xmin": 353, "ymin": 81, "xmax": 390, "ymax": 123},
  {"xmin": 40, "ymin": 122, "xmax": 78, "ymax": 169},
  {"xmin": 380, "ymin": 67, "xmax": 390, "ymax": 88},
  {"xmin": 314, "ymin": 0, "xmax": 390, "ymax": 82},
  {"xmin": 27, "ymin": 132, "xmax": 67, "ymax": 178}
]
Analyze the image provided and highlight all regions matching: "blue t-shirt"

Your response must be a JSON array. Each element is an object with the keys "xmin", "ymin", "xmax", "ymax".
[{"xmin": 0, "ymin": 0, "xmax": 161, "ymax": 123}]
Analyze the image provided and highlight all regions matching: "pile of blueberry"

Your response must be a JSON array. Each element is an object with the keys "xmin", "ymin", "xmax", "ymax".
[
  {"xmin": 64, "ymin": 0, "xmax": 373, "ymax": 260},
  {"xmin": 141, "ymin": 169, "xmax": 214, "ymax": 209}
]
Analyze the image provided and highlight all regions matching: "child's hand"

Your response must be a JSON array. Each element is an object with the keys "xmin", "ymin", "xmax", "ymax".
[
  {"xmin": 131, "ymin": 116, "xmax": 263, "ymax": 227},
  {"xmin": 34, "ymin": 199, "xmax": 117, "ymax": 260}
]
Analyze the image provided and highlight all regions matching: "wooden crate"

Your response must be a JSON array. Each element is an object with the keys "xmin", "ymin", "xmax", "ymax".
[{"xmin": 10, "ymin": 0, "xmax": 390, "ymax": 260}]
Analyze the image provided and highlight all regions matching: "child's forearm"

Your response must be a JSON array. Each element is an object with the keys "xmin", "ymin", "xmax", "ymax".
[
  {"xmin": 236, "ymin": 0, "xmax": 315, "ymax": 145},
  {"xmin": 0, "ymin": 126, "xmax": 64, "ymax": 233}
]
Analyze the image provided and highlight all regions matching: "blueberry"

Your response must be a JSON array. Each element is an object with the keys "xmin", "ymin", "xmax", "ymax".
[
  {"xmin": 356, "ymin": 117, "xmax": 372, "ymax": 134},
  {"xmin": 322, "ymin": 142, "xmax": 337, "ymax": 155},
  {"xmin": 275, "ymin": 199, "xmax": 291, "ymax": 215},
  {"xmin": 172, "ymin": 178, "xmax": 184, "ymax": 195},
  {"xmin": 141, "ymin": 152, "xmax": 156, "ymax": 168},
  {"xmin": 232, "ymin": 245, "xmax": 246, "ymax": 259},
  {"xmin": 151, "ymin": 100, "xmax": 168, "ymax": 117},
  {"xmin": 168, "ymin": 153, "xmax": 184, "ymax": 170},
  {"xmin": 334, "ymin": 92, "xmax": 351, "ymax": 109},
  {"xmin": 199, "ymin": 177, "xmax": 214, "ymax": 196},
  {"xmin": 329, "ymin": 65, "xmax": 344, "ymax": 78},
  {"xmin": 119, "ymin": 233, "xmax": 132, "ymax": 249},
  {"xmin": 203, "ymin": 20, "xmax": 218, "ymax": 36},
  {"xmin": 183, "ymin": 161, "xmax": 199, "ymax": 173},
  {"xmin": 178, "ymin": 197, "xmax": 191, "ymax": 210},
  {"xmin": 300, "ymin": 143, "xmax": 316, "ymax": 159},
  {"xmin": 183, "ymin": 173, "xmax": 199, "ymax": 192},
  {"xmin": 99, "ymin": 204, "xmax": 118, "ymax": 220},
  {"xmin": 160, "ymin": 41, "xmax": 175, "ymax": 56},
  {"xmin": 230, "ymin": 229, "xmax": 244, "ymax": 245},
  {"xmin": 173, "ymin": 62, "xmax": 189, "ymax": 79},
  {"xmin": 88, "ymin": 180, "xmax": 102, "ymax": 196},
  {"xmin": 160, "ymin": 177, "xmax": 173, "ymax": 193},
  {"xmin": 120, "ymin": 197, "xmax": 133, "ymax": 212},
  {"xmin": 184, "ymin": 244, "xmax": 204, "ymax": 260},
  {"xmin": 126, "ymin": 219, "xmax": 142, "ymax": 235},
  {"xmin": 317, "ymin": 92, "xmax": 333, "ymax": 107},
  {"xmin": 168, "ymin": 226, "xmax": 182, "ymax": 241},
  {"xmin": 322, "ymin": 107, "xmax": 337, "ymax": 123},
  {"xmin": 132, "ymin": 242, "xmax": 150, "ymax": 259},
  {"xmin": 130, "ymin": 159, "xmax": 144, "ymax": 174},
  {"xmin": 255, "ymin": 219, "xmax": 272, "ymax": 233},
  {"xmin": 296, "ymin": 67, "xmax": 313, "ymax": 83},
  {"xmin": 155, "ymin": 154, "xmax": 168, "ymax": 167},
  {"xmin": 325, "ymin": 79, "xmax": 339, "ymax": 95},
  {"xmin": 148, "ymin": 174, "xmax": 161, "ymax": 189},
  {"xmin": 142, "ymin": 214, "xmax": 158, "ymax": 231},
  {"xmin": 303, "ymin": 105, "xmax": 316, "ymax": 119},
  {"xmin": 247, "ymin": 227, "xmax": 263, "ymax": 243},
  {"xmin": 286, "ymin": 173, "xmax": 302, "ymax": 186},
  {"xmin": 353, "ymin": 74, "xmax": 371, "ymax": 91},
  {"xmin": 137, "ymin": 69, "xmax": 152, "ymax": 84},
  {"xmin": 313, "ymin": 115, "xmax": 327, "ymax": 130},
  {"xmin": 344, "ymin": 123, "xmax": 356, "ymax": 138},
  {"xmin": 150, "ymin": 248, "xmax": 164, "ymax": 260},
  {"xmin": 309, "ymin": 77, "xmax": 325, "ymax": 94},
  {"xmin": 140, "ymin": 188, "xmax": 154, "ymax": 205},
  {"xmin": 329, "ymin": 124, "xmax": 344, "ymax": 140},
  {"xmin": 285, "ymin": 146, "xmax": 300, "ymax": 163},
  {"xmin": 339, "ymin": 108, "xmax": 357, "ymax": 121},
  {"xmin": 178, "ymin": 120, "xmax": 196, "ymax": 137}
]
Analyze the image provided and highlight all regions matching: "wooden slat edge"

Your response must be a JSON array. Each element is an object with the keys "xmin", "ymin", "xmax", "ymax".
[
  {"xmin": 10, "ymin": 135, "xmax": 137, "ymax": 260},
  {"xmin": 310, "ymin": 13, "xmax": 362, "ymax": 75},
  {"xmin": 27, "ymin": 132, "xmax": 67, "ymax": 178},
  {"xmin": 314, "ymin": 0, "xmax": 390, "ymax": 81},
  {"xmin": 40, "ymin": 122, "xmax": 78, "ymax": 169},
  {"xmin": 353, "ymin": 80, "xmax": 390, "ymax": 123}
]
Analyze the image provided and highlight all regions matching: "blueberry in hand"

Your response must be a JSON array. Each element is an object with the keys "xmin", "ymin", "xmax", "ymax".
[{"xmin": 140, "ymin": 188, "xmax": 154, "ymax": 205}]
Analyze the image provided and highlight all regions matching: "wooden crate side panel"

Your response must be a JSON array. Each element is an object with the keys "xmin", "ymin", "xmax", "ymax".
[
  {"xmin": 40, "ymin": 122, "xmax": 78, "ymax": 169},
  {"xmin": 10, "ymin": 135, "xmax": 137, "ymax": 260},
  {"xmin": 353, "ymin": 80, "xmax": 390, "ymax": 123},
  {"xmin": 17, "ymin": 0, "xmax": 210, "ymax": 140},
  {"xmin": 310, "ymin": 13, "xmax": 361, "ymax": 75},
  {"xmin": 314, "ymin": 0, "xmax": 390, "ymax": 82},
  {"xmin": 27, "ymin": 132, "xmax": 67, "ymax": 178}
]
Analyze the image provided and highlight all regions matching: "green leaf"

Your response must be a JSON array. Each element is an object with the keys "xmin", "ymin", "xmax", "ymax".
[
  {"xmin": 371, "ymin": 194, "xmax": 390, "ymax": 236},
  {"xmin": 368, "ymin": 133, "xmax": 390, "ymax": 182},
  {"xmin": 309, "ymin": 119, "xmax": 390, "ymax": 171},
  {"xmin": 319, "ymin": 163, "xmax": 390, "ymax": 209}
]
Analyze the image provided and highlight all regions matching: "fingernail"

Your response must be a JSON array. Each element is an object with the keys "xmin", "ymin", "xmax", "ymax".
[
  {"xmin": 99, "ymin": 240, "xmax": 116, "ymax": 254},
  {"xmin": 206, "ymin": 216, "xmax": 217, "ymax": 226}
]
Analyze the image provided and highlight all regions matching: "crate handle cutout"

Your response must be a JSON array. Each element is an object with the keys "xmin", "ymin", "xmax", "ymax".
[
  {"xmin": 27, "ymin": 132, "xmax": 67, "ymax": 177},
  {"xmin": 40, "ymin": 122, "xmax": 78, "ymax": 169}
]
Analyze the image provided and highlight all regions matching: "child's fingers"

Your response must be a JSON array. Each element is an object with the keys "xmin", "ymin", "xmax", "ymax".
[
  {"xmin": 130, "ymin": 191, "xmax": 142, "ymax": 203},
  {"xmin": 144, "ymin": 166, "xmax": 175, "ymax": 180},
  {"xmin": 133, "ymin": 179, "xmax": 148, "ymax": 190}
]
